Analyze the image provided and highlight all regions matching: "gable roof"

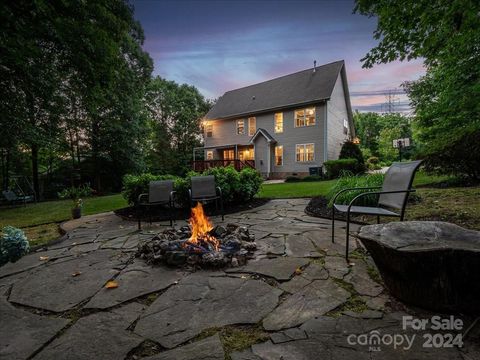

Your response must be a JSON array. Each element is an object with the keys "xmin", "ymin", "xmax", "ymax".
[
  {"xmin": 206, "ymin": 60, "xmax": 345, "ymax": 120},
  {"xmin": 249, "ymin": 128, "xmax": 276, "ymax": 144}
]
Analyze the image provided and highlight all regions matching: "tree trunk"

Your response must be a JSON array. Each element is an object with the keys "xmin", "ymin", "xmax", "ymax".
[{"xmin": 31, "ymin": 144, "xmax": 40, "ymax": 200}]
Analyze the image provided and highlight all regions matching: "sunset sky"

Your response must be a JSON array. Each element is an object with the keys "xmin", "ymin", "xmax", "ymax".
[{"xmin": 133, "ymin": 0, "xmax": 425, "ymax": 113}]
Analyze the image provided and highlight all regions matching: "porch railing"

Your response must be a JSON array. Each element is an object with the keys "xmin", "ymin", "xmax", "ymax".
[{"xmin": 192, "ymin": 159, "xmax": 255, "ymax": 172}]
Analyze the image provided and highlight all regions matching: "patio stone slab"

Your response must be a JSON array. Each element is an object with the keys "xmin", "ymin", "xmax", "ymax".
[
  {"xmin": 263, "ymin": 279, "xmax": 350, "ymax": 330},
  {"xmin": 285, "ymin": 233, "xmax": 321, "ymax": 258},
  {"xmin": 226, "ymin": 257, "xmax": 309, "ymax": 281},
  {"xmin": 324, "ymin": 255, "xmax": 350, "ymax": 278},
  {"xmin": 256, "ymin": 236, "xmax": 285, "ymax": 256},
  {"xmin": 344, "ymin": 260, "xmax": 383, "ymax": 297},
  {"xmin": 9, "ymin": 250, "xmax": 128, "ymax": 312},
  {"xmin": 85, "ymin": 261, "xmax": 183, "ymax": 309},
  {"xmin": 34, "ymin": 302, "xmax": 145, "ymax": 360},
  {"xmin": 144, "ymin": 334, "xmax": 224, "ymax": 360},
  {"xmin": 231, "ymin": 349, "xmax": 262, "ymax": 360},
  {"xmin": 0, "ymin": 297, "xmax": 69, "ymax": 360},
  {"xmin": 270, "ymin": 328, "xmax": 307, "ymax": 344},
  {"xmin": 0, "ymin": 248, "xmax": 70, "ymax": 278},
  {"xmin": 134, "ymin": 274, "xmax": 281, "ymax": 348}
]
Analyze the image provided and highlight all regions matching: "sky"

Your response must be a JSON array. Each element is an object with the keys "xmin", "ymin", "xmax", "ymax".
[{"xmin": 132, "ymin": 0, "xmax": 425, "ymax": 113}]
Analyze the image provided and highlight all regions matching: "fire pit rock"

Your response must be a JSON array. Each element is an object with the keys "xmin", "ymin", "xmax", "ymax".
[
  {"xmin": 357, "ymin": 221, "xmax": 480, "ymax": 314},
  {"xmin": 136, "ymin": 223, "xmax": 257, "ymax": 269}
]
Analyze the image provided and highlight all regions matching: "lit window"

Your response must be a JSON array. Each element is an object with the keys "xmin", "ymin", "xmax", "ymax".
[
  {"xmin": 206, "ymin": 150, "xmax": 213, "ymax": 160},
  {"xmin": 295, "ymin": 107, "xmax": 315, "ymax": 127},
  {"xmin": 223, "ymin": 149, "xmax": 235, "ymax": 160},
  {"xmin": 296, "ymin": 143, "xmax": 315, "ymax": 162},
  {"xmin": 206, "ymin": 124, "xmax": 213, "ymax": 137},
  {"xmin": 248, "ymin": 117, "xmax": 256, "ymax": 136},
  {"xmin": 274, "ymin": 113, "xmax": 283, "ymax": 133},
  {"xmin": 236, "ymin": 119, "xmax": 245, "ymax": 135},
  {"xmin": 275, "ymin": 146, "xmax": 283, "ymax": 166}
]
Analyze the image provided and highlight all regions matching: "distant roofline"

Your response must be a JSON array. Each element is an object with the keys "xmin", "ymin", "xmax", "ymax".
[{"xmin": 220, "ymin": 60, "xmax": 345, "ymax": 96}]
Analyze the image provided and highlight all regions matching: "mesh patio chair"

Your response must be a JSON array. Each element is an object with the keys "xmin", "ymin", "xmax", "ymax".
[
  {"xmin": 2, "ymin": 190, "xmax": 33, "ymax": 207},
  {"xmin": 331, "ymin": 160, "xmax": 423, "ymax": 263},
  {"xmin": 137, "ymin": 180, "xmax": 175, "ymax": 229},
  {"xmin": 189, "ymin": 175, "xmax": 224, "ymax": 221}
]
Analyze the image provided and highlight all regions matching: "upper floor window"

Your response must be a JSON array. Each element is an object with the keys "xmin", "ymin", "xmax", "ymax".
[
  {"xmin": 248, "ymin": 117, "xmax": 256, "ymax": 136},
  {"xmin": 205, "ymin": 124, "xmax": 213, "ymax": 137},
  {"xmin": 274, "ymin": 113, "xmax": 283, "ymax": 133},
  {"xmin": 275, "ymin": 145, "xmax": 283, "ymax": 166},
  {"xmin": 236, "ymin": 119, "xmax": 245, "ymax": 135},
  {"xmin": 295, "ymin": 107, "xmax": 316, "ymax": 127},
  {"xmin": 343, "ymin": 119, "xmax": 349, "ymax": 135},
  {"xmin": 296, "ymin": 143, "xmax": 315, "ymax": 162}
]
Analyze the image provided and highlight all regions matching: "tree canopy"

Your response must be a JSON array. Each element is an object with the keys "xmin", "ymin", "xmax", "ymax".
[{"xmin": 355, "ymin": 0, "xmax": 480, "ymax": 179}]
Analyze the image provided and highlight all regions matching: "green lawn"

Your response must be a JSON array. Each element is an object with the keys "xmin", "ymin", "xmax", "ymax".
[
  {"xmin": 258, "ymin": 180, "xmax": 337, "ymax": 198},
  {"xmin": 258, "ymin": 170, "xmax": 453, "ymax": 199}
]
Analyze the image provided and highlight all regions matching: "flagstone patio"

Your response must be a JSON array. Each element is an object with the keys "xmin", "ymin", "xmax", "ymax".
[{"xmin": 0, "ymin": 199, "xmax": 477, "ymax": 359}]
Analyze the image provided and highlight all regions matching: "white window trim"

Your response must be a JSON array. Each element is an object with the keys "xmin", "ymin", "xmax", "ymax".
[
  {"xmin": 295, "ymin": 143, "xmax": 315, "ymax": 162},
  {"xmin": 274, "ymin": 112, "xmax": 283, "ymax": 133},
  {"xmin": 248, "ymin": 117, "xmax": 256, "ymax": 136},
  {"xmin": 206, "ymin": 150, "xmax": 213, "ymax": 160},
  {"xmin": 206, "ymin": 124, "xmax": 213, "ymax": 137},
  {"xmin": 294, "ymin": 107, "xmax": 316, "ymax": 128},
  {"xmin": 236, "ymin": 119, "xmax": 245, "ymax": 135},
  {"xmin": 275, "ymin": 145, "xmax": 283, "ymax": 166}
]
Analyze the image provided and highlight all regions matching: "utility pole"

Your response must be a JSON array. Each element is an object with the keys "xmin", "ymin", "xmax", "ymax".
[{"xmin": 381, "ymin": 89, "xmax": 400, "ymax": 113}]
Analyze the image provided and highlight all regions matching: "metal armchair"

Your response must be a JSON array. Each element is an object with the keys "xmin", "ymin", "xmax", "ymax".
[
  {"xmin": 331, "ymin": 160, "xmax": 423, "ymax": 263},
  {"xmin": 137, "ymin": 180, "xmax": 175, "ymax": 229},
  {"xmin": 189, "ymin": 175, "xmax": 224, "ymax": 221}
]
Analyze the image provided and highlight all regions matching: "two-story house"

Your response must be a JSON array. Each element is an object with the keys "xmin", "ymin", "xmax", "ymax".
[{"xmin": 195, "ymin": 60, "xmax": 355, "ymax": 178}]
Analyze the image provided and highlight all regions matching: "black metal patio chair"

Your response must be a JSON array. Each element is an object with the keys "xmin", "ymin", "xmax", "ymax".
[
  {"xmin": 137, "ymin": 180, "xmax": 175, "ymax": 229},
  {"xmin": 331, "ymin": 160, "xmax": 423, "ymax": 263},
  {"xmin": 189, "ymin": 175, "xmax": 224, "ymax": 221}
]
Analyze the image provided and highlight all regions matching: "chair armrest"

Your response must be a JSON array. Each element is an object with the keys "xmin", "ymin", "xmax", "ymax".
[
  {"xmin": 216, "ymin": 186, "xmax": 223, "ymax": 197},
  {"xmin": 169, "ymin": 191, "xmax": 176, "ymax": 201},
  {"xmin": 138, "ymin": 193, "xmax": 148, "ymax": 204},
  {"xmin": 346, "ymin": 189, "xmax": 416, "ymax": 212},
  {"xmin": 188, "ymin": 189, "xmax": 192, "ymax": 200},
  {"xmin": 332, "ymin": 186, "xmax": 382, "ymax": 204}
]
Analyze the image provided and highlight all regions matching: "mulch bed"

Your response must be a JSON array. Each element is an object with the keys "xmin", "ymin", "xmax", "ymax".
[
  {"xmin": 115, "ymin": 198, "xmax": 271, "ymax": 222},
  {"xmin": 305, "ymin": 196, "xmax": 366, "ymax": 223}
]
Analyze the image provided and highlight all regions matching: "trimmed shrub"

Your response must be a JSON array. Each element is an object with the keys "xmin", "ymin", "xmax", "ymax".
[
  {"xmin": 324, "ymin": 159, "xmax": 359, "ymax": 179},
  {"xmin": 1, "ymin": 226, "xmax": 29, "ymax": 266},
  {"xmin": 237, "ymin": 167, "xmax": 264, "ymax": 202},
  {"xmin": 285, "ymin": 176, "xmax": 302, "ymax": 183},
  {"xmin": 367, "ymin": 156, "xmax": 380, "ymax": 165},
  {"xmin": 340, "ymin": 141, "xmax": 365, "ymax": 164},
  {"xmin": 326, "ymin": 173, "xmax": 385, "ymax": 208}
]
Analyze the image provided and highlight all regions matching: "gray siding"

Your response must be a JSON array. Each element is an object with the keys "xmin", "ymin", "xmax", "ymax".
[
  {"xmin": 326, "ymin": 73, "xmax": 350, "ymax": 160},
  {"xmin": 205, "ymin": 104, "xmax": 326, "ymax": 173}
]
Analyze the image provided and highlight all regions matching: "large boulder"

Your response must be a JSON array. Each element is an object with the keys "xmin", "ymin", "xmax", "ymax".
[{"xmin": 357, "ymin": 221, "xmax": 480, "ymax": 314}]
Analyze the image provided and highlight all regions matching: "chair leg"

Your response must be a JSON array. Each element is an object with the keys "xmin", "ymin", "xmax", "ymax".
[
  {"xmin": 137, "ymin": 205, "xmax": 142, "ymax": 230},
  {"xmin": 220, "ymin": 196, "xmax": 224, "ymax": 221},
  {"xmin": 377, "ymin": 215, "xmax": 380, "ymax": 224},
  {"xmin": 169, "ymin": 201, "xmax": 173, "ymax": 227},
  {"xmin": 346, "ymin": 211, "xmax": 350, "ymax": 263},
  {"xmin": 331, "ymin": 208, "xmax": 335, "ymax": 243}
]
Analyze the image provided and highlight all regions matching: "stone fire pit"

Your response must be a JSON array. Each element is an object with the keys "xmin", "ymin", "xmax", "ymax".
[
  {"xmin": 137, "ymin": 203, "xmax": 257, "ymax": 268},
  {"xmin": 357, "ymin": 221, "xmax": 480, "ymax": 314}
]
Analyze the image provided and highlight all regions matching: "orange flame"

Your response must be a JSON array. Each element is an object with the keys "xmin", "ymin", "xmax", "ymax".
[{"xmin": 184, "ymin": 202, "xmax": 220, "ymax": 251}]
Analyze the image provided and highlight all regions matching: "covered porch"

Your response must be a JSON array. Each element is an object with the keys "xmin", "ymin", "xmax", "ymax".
[{"xmin": 192, "ymin": 144, "xmax": 255, "ymax": 172}]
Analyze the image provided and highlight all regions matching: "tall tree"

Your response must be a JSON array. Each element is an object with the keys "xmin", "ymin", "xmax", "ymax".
[
  {"xmin": 145, "ymin": 77, "xmax": 211, "ymax": 175},
  {"xmin": 355, "ymin": 0, "xmax": 480, "ymax": 179}
]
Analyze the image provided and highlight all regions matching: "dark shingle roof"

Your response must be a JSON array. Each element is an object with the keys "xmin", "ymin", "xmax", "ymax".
[
  {"xmin": 249, "ymin": 128, "xmax": 276, "ymax": 144},
  {"xmin": 206, "ymin": 60, "xmax": 344, "ymax": 120}
]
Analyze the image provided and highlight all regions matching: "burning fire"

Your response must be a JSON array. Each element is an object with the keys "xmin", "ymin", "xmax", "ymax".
[{"xmin": 184, "ymin": 202, "xmax": 220, "ymax": 252}]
